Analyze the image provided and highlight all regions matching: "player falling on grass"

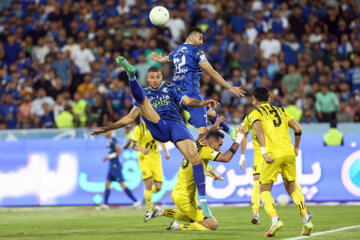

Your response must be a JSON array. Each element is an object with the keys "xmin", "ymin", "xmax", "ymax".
[
  {"xmin": 130, "ymin": 122, "xmax": 170, "ymax": 210},
  {"xmin": 151, "ymin": 27, "xmax": 245, "ymax": 140},
  {"xmin": 97, "ymin": 130, "xmax": 140, "ymax": 209},
  {"xmin": 244, "ymin": 87, "xmax": 313, "ymax": 237},
  {"xmin": 240, "ymin": 115, "xmax": 311, "ymax": 225},
  {"xmin": 92, "ymin": 56, "xmax": 221, "ymax": 219},
  {"xmin": 144, "ymin": 117, "xmax": 246, "ymax": 230}
]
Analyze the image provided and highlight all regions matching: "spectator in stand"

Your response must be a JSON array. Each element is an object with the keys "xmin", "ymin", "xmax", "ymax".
[
  {"xmin": 282, "ymin": 64, "xmax": 302, "ymax": 97},
  {"xmin": 52, "ymin": 51, "xmax": 71, "ymax": 88},
  {"xmin": 30, "ymin": 88, "xmax": 55, "ymax": 127},
  {"xmin": 40, "ymin": 103, "xmax": 54, "ymax": 128},
  {"xmin": 3, "ymin": 35, "xmax": 21, "ymax": 67},
  {"xmin": 106, "ymin": 78, "xmax": 126, "ymax": 121},
  {"xmin": 135, "ymin": 53, "xmax": 151, "ymax": 87},
  {"xmin": 316, "ymin": 84, "xmax": 340, "ymax": 122},
  {"xmin": 0, "ymin": 94, "xmax": 19, "ymax": 129},
  {"xmin": 259, "ymin": 31, "xmax": 281, "ymax": 60},
  {"xmin": 89, "ymin": 92, "xmax": 107, "ymax": 128},
  {"xmin": 302, "ymin": 108, "xmax": 318, "ymax": 123},
  {"xmin": 77, "ymin": 74, "xmax": 95, "ymax": 97},
  {"xmin": 337, "ymin": 101, "xmax": 353, "ymax": 123},
  {"xmin": 55, "ymin": 104, "xmax": 74, "ymax": 128},
  {"xmin": 346, "ymin": 56, "xmax": 360, "ymax": 92},
  {"xmin": 266, "ymin": 54, "xmax": 280, "ymax": 81},
  {"xmin": 72, "ymin": 91, "xmax": 88, "ymax": 127},
  {"xmin": 288, "ymin": 4, "xmax": 307, "ymax": 40},
  {"xmin": 268, "ymin": 8, "xmax": 289, "ymax": 35}
]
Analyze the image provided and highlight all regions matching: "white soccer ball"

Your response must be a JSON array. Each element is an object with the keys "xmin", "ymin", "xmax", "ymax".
[
  {"xmin": 149, "ymin": 6, "xmax": 169, "ymax": 26},
  {"xmin": 277, "ymin": 194, "xmax": 289, "ymax": 206}
]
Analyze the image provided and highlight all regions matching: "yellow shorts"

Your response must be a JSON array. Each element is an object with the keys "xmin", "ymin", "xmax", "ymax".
[
  {"xmin": 138, "ymin": 155, "xmax": 163, "ymax": 182},
  {"xmin": 253, "ymin": 153, "xmax": 264, "ymax": 175},
  {"xmin": 260, "ymin": 155, "xmax": 296, "ymax": 184},
  {"xmin": 171, "ymin": 191, "xmax": 205, "ymax": 222}
]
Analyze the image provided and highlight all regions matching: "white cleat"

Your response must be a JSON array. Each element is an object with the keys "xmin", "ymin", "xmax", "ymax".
[
  {"xmin": 132, "ymin": 201, "xmax": 142, "ymax": 209},
  {"xmin": 95, "ymin": 204, "xmax": 109, "ymax": 210},
  {"xmin": 144, "ymin": 205, "xmax": 163, "ymax": 222},
  {"xmin": 251, "ymin": 214, "xmax": 260, "ymax": 225},
  {"xmin": 166, "ymin": 220, "xmax": 181, "ymax": 230}
]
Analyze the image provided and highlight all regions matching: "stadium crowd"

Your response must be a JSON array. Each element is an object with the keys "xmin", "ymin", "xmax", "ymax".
[{"xmin": 0, "ymin": 0, "xmax": 360, "ymax": 129}]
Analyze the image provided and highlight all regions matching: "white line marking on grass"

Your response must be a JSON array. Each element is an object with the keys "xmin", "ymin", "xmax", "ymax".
[{"xmin": 283, "ymin": 225, "xmax": 360, "ymax": 240}]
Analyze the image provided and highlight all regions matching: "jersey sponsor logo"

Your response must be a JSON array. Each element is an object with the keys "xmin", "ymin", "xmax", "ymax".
[
  {"xmin": 151, "ymin": 95, "xmax": 170, "ymax": 108},
  {"xmin": 173, "ymin": 75, "xmax": 185, "ymax": 81}
]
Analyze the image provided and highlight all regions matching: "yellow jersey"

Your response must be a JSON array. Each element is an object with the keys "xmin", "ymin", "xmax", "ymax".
[
  {"xmin": 243, "ymin": 103, "xmax": 295, "ymax": 159},
  {"xmin": 173, "ymin": 141, "xmax": 220, "ymax": 196},
  {"xmin": 132, "ymin": 123, "xmax": 160, "ymax": 161}
]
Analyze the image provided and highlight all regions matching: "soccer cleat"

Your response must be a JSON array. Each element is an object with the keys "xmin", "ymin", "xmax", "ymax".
[
  {"xmin": 205, "ymin": 164, "xmax": 224, "ymax": 180},
  {"xmin": 144, "ymin": 205, "xmax": 163, "ymax": 222},
  {"xmin": 132, "ymin": 201, "xmax": 141, "ymax": 209},
  {"xmin": 251, "ymin": 214, "xmax": 260, "ymax": 225},
  {"xmin": 95, "ymin": 204, "xmax": 109, "ymax": 210},
  {"xmin": 265, "ymin": 219, "xmax": 284, "ymax": 237},
  {"xmin": 166, "ymin": 220, "xmax": 181, "ymax": 230},
  {"xmin": 230, "ymin": 128, "xmax": 237, "ymax": 141},
  {"xmin": 116, "ymin": 56, "xmax": 136, "ymax": 77},
  {"xmin": 301, "ymin": 220, "xmax": 313, "ymax": 236}
]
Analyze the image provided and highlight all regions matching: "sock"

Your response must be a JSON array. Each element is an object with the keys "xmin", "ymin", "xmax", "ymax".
[
  {"xmin": 261, "ymin": 191, "xmax": 278, "ymax": 220},
  {"xmin": 290, "ymin": 190, "xmax": 308, "ymax": 218},
  {"xmin": 129, "ymin": 76, "xmax": 145, "ymax": 103},
  {"xmin": 163, "ymin": 209, "xmax": 191, "ymax": 222},
  {"xmin": 144, "ymin": 189, "xmax": 152, "ymax": 210},
  {"xmin": 151, "ymin": 185, "xmax": 160, "ymax": 193},
  {"xmin": 192, "ymin": 163, "xmax": 206, "ymax": 196},
  {"xmin": 104, "ymin": 189, "xmax": 110, "ymax": 205},
  {"xmin": 181, "ymin": 222, "xmax": 210, "ymax": 231},
  {"xmin": 124, "ymin": 187, "xmax": 137, "ymax": 202},
  {"xmin": 209, "ymin": 115, "xmax": 231, "ymax": 134},
  {"xmin": 251, "ymin": 180, "xmax": 260, "ymax": 214},
  {"xmin": 295, "ymin": 181, "xmax": 303, "ymax": 195}
]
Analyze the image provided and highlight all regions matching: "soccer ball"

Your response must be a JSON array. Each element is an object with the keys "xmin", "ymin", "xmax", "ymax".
[
  {"xmin": 149, "ymin": 6, "xmax": 169, "ymax": 26},
  {"xmin": 277, "ymin": 194, "xmax": 289, "ymax": 206}
]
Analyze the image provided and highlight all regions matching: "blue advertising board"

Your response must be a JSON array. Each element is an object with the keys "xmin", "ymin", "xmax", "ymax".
[{"xmin": 0, "ymin": 134, "xmax": 359, "ymax": 206}]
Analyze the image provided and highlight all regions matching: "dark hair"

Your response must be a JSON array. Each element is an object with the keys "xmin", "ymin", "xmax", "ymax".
[
  {"xmin": 330, "ymin": 120, "xmax": 337, "ymax": 128},
  {"xmin": 186, "ymin": 27, "xmax": 203, "ymax": 38},
  {"xmin": 252, "ymin": 87, "xmax": 269, "ymax": 102},
  {"xmin": 206, "ymin": 130, "xmax": 225, "ymax": 141},
  {"xmin": 148, "ymin": 66, "xmax": 161, "ymax": 73}
]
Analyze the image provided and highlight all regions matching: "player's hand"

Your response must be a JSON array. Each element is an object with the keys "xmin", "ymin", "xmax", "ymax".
[
  {"xmin": 239, "ymin": 154, "xmax": 246, "ymax": 170},
  {"xmin": 205, "ymin": 99, "xmax": 219, "ymax": 108},
  {"xmin": 213, "ymin": 116, "xmax": 225, "ymax": 131},
  {"xmin": 142, "ymin": 149, "xmax": 150, "ymax": 155},
  {"xmin": 164, "ymin": 152, "xmax": 170, "ymax": 160},
  {"xmin": 294, "ymin": 147, "xmax": 299, "ymax": 156},
  {"xmin": 263, "ymin": 154, "xmax": 275, "ymax": 164},
  {"xmin": 229, "ymin": 86, "xmax": 246, "ymax": 97},
  {"xmin": 103, "ymin": 157, "xmax": 109, "ymax": 162},
  {"xmin": 236, "ymin": 123, "xmax": 247, "ymax": 136},
  {"xmin": 91, "ymin": 127, "xmax": 107, "ymax": 136},
  {"xmin": 151, "ymin": 52, "xmax": 163, "ymax": 62}
]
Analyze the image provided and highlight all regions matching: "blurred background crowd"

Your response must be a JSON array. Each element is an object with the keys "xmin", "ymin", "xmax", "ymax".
[{"xmin": 0, "ymin": 0, "xmax": 360, "ymax": 130}]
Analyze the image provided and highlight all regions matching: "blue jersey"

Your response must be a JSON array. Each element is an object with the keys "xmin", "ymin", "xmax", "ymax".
[
  {"xmin": 168, "ymin": 43, "xmax": 207, "ymax": 91},
  {"xmin": 107, "ymin": 137, "xmax": 121, "ymax": 170},
  {"xmin": 135, "ymin": 82, "xmax": 185, "ymax": 123}
]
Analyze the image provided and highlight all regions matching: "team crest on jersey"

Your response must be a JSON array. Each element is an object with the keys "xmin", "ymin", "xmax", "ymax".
[{"xmin": 163, "ymin": 87, "xmax": 168, "ymax": 93}]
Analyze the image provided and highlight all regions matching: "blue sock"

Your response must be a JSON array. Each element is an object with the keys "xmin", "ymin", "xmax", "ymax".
[
  {"xmin": 192, "ymin": 163, "xmax": 206, "ymax": 197},
  {"xmin": 104, "ymin": 189, "xmax": 110, "ymax": 204},
  {"xmin": 209, "ymin": 115, "xmax": 232, "ymax": 134},
  {"xmin": 129, "ymin": 76, "xmax": 145, "ymax": 104},
  {"xmin": 124, "ymin": 187, "xmax": 137, "ymax": 202}
]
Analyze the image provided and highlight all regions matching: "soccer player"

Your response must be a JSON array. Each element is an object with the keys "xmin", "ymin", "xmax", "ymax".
[
  {"xmin": 144, "ymin": 117, "xmax": 246, "ymax": 230},
  {"xmin": 240, "ymin": 121, "xmax": 310, "ymax": 225},
  {"xmin": 242, "ymin": 87, "xmax": 313, "ymax": 237},
  {"xmin": 151, "ymin": 27, "xmax": 245, "ymax": 139},
  {"xmin": 97, "ymin": 130, "xmax": 140, "ymax": 209},
  {"xmin": 92, "ymin": 56, "xmax": 218, "ymax": 218},
  {"xmin": 130, "ymin": 122, "xmax": 170, "ymax": 210}
]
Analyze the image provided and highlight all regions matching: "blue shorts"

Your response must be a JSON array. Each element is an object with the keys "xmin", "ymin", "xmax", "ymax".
[
  {"xmin": 182, "ymin": 90, "xmax": 207, "ymax": 128},
  {"xmin": 107, "ymin": 168, "xmax": 124, "ymax": 182},
  {"xmin": 143, "ymin": 118, "xmax": 194, "ymax": 144}
]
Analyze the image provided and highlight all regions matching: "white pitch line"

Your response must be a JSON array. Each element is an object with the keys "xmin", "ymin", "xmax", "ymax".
[{"xmin": 283, "ymin": 225, "xmax": 360, "ymax": 240}]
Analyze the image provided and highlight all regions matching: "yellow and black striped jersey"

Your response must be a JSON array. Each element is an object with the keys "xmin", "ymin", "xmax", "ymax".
[
  {"xmin": 133, "ymin": 123, "xmax": 160, "ymax": 160},
  {"xmin": 243, "ymin": 103, "xmax": 295, "ymax": 159}
]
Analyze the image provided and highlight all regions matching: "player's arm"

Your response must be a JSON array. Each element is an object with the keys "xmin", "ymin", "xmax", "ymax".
[
  {"xmin": 160, "ymin": 142, "xmax": 170, "ymax": 160},
  {"xmin": 151, "ymin": 52, "xmax": 171, "ymax": 63},
  {"xmin": 130, "ymin": 140, "xmax": 150, "ymax": 155},
  {"xmin": 197, "ymin": 116, "xmax": 225, "ymax": 142},
  {"xmin": 181, "ymin": 96, "xmax": 219, "ymax": 108},
  {"xmin": 104, "ymin": 143, "xmax": 122, "ymax": 162},
  {"xmin": 288, "ymin": 119, "xmax": 302, "ymax": 156},
  {"xmin": 199, "ymin": 61, "xmax": 245, "ymax": 97},
  {"xmin": 253, "ymin": 121, "xmax": 274, "ymax": 164},
  {"xmin": 91, "ymin": 107, "xmax": 140, "ymax": 135},
  {"xmin": 239, "ymin": 133, "xmax": 248, "ymax": 170}
]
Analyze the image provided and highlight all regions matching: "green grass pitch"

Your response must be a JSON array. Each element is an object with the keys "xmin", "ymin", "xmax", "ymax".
[{"xmin": 1, "ymin": 205, "xmax": 359, "ymax": 239}]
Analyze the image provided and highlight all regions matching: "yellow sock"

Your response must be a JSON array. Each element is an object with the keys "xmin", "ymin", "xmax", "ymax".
[
  {"xmin": 181, "ymin": 222, "xmax": 210, "ymax": 231},
  {"xmin": 152, "ymin": 185, "xmax": 160, "ymax": 193},
  {"xmin": 144, "ymin": 189, "xmax": 152, "ymax": 210},
  {"xmin": 290, "ymin": 190, "xmax": 308, "ymax": 217},
  {"xmin": 261, "ymin": 191, "xmax": 278, "ymax": 219},
  {"xmin": 163, "ymin": 209, "xmax": 191, "ymax": 222},
  {"xmin": 295, "ymin": 181, "xmax": 303, "ymax": 195},
  {"xmin": 252, "ymin": 180, "xmax": 260, "ymax": 214}
]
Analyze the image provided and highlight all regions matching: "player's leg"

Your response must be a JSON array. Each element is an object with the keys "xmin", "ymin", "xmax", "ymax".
[
  {"xmin": 104, "ymin": 180, "xmax": 111, "ymax": 206},
  {"xmin": 119, "ymin": 181, "xmax": 139, "ymax": 205},
  {"xmin": 251, "ymin": 173, "xmax": 261, "ymax": 224},
  {"xmin": 153, "ymin": 182, "xmax": 162, "ymax": 193},
  {"xmin": 151, "ymin": 157, "xmax": 163, "ymax": 193},
  {"xmin": 178, "ymin": 217, "xmax": 218, "ymax": 231},
  {"xmin": 143, "ymin": 177, "xmax": 153, "ymax": 210},
  {"xmin": 207, "ymin": 109, "xmax": 236, "ymax": 140},
  {"xmin": 117, "ymin": 56, "xmax": 161, "ymax": 123}
]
